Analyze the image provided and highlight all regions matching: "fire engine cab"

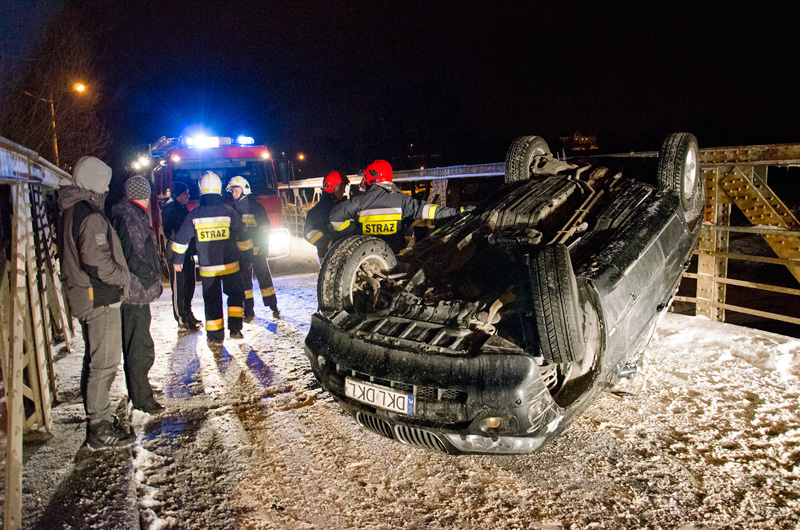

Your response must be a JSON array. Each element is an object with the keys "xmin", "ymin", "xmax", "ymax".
[{"xmin": 148, "ymin": 135, "xmax": 291, "ymax": 272}]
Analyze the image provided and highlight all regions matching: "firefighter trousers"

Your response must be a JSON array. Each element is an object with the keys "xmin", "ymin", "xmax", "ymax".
[
  {"xmin": 201, "ymin": 269, "xmax": 245, "ymax": 342},
  {"xmin": 242, "ymin": 253, "xmax": 278, "ymax": 317}
]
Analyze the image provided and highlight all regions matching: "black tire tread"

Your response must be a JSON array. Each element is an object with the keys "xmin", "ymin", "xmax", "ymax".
[
  {"xmin": 530, "ymin": 245, "xmax": 584, "ymax": 364},
  {"xmin": 657, "ymin": 132, "xmax": 699, "ymax": 211},
  {"xmin": 505, "ymin": 136, "xmax": 551, "ymax": 183}
]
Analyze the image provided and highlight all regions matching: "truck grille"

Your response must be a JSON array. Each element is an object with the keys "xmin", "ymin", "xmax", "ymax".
[
  {"xmin": 351, "ymin": 317, "xmax": 473, "ymax": 354},
  {"xmin": 356, "ymin": 412, "xmax": 447, "ymax": 453}
]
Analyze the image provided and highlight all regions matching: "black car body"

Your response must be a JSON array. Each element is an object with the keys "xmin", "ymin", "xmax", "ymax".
[{"xmin": 305, "ymin": 133, "xmax": 705, "ymax": 454}]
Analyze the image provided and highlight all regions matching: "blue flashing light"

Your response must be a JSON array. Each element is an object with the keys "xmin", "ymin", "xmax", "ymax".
[{"xmin": 236, "ymin": 135, "xmax": 255, "ymax": 145}]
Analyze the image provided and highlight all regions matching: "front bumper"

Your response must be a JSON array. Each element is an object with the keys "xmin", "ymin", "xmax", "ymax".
[{"xmin": 304, "ymin": 311, "xmax": 567, "ymax": 454}]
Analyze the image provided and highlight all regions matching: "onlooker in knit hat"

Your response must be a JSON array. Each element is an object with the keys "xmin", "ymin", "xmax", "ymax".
[
  {"xmin": 170, "ymin": 181, "xmax": 189, "ymax": 200},
  {"xmin": 58, "ymin": 156, "xmax": 134, "ymax": 448},
  {"xmin": 112, "ymin": 175, "xmax": 165, "ymax": 414},
  {"xmin": 161, "ymin": 180, "xmax": 199, "ymax": 329}
]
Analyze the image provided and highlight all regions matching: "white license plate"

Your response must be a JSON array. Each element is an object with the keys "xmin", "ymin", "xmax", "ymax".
[{"xmin": 345, "ymin": 378, "xmax": 415, "ymax": 415}]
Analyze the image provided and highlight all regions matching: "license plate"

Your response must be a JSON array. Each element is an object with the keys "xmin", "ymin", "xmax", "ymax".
[{"xmin": 345, "ymin": 378, "xmax": 415, "ymax": 415}]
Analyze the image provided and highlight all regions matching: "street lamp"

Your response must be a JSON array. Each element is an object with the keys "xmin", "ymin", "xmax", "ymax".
[{"xmin": 21, "ymin": 82, "xmax": 87, "ymax": 167}]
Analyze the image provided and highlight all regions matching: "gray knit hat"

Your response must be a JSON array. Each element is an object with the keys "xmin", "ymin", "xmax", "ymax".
[{"xmin": 125, "ymin": 175, "xmax": 151, "ymax": 200}]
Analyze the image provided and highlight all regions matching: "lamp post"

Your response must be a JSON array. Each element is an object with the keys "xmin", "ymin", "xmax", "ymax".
[{"xmin": 21, "ymin": 82, "xmax": 87, "ymax": 168}]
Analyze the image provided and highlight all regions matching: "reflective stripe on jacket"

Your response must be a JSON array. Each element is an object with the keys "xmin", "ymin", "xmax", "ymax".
[{"xmin": 171, "ymin": 194, "xmax": 250, "ymax": 276}]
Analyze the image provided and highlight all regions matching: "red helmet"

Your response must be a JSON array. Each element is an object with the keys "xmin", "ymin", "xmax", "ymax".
[
  {"xmin": 322, "ymin": 171, "xmax": 349, "ymax": 193},
  {"xmin": 364, "ymin": 159, "xmax": 392, "ymax": 186}
]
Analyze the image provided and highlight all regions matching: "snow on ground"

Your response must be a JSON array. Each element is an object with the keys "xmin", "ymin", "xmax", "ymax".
[{"xmin": 2, "ymin": 238, "xmax": 800, "ymax": 529}]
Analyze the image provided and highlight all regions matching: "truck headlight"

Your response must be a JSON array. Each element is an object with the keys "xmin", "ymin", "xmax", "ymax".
[{"xmin": 267, "ymin": 228, "xmax": 291, "ymax": 259}]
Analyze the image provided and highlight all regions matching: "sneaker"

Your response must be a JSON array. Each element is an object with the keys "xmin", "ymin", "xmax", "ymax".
[
  {"xmin": 230, "ymin": 330, "xmax": 244, "ymax": 339},
  {"xmin": 134, "ymin": 401, "xmax": 166, "ymax": 414},
  {"xmin": 243, "ymin": 314, "xmax": 255, "ymax": 323},
  {"xmin": 86, "ymin": 420, "xmax": 136, "ymax": 449},
  {"xmin": 188, "ymin": 314, "xmax": 203, "ymax": 327}
]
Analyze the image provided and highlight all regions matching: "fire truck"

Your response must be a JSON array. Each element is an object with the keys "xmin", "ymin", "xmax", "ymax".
[{"xmin": 148, "ymin": 135, "xmax": 291, "ymax": 273}]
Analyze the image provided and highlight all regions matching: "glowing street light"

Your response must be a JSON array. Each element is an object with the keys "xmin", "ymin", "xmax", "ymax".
[
  {"xmin": 298, "ymin": 153, "xmax": 305, "ymax": 161},
  {"xmin": 21, "ymin": 81, "xmax": 88, "ymax": 167}
]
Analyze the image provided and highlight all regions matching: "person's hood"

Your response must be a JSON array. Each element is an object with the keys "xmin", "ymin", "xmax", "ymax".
[
  {"xmin": 58, "ymin": 185, "xmax": 103, "ymax": 210},
  {"xmin": 73, "ymin": 156, "xmax": 112, "ymax": 194}
]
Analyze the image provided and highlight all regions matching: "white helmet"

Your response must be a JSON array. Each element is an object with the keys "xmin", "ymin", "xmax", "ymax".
[
  {"xmin": 226, "ymin": 175, "xmax": 252, "ymax": 195},
  {"xmin": 198, "ymin": 171, "xmax": 222, "ymax": 195}
]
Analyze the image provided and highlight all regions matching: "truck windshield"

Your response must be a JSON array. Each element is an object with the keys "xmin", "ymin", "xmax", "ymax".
[{"xmin": 172, "ymin": 158, "xmax": 277, "ymax": 199}]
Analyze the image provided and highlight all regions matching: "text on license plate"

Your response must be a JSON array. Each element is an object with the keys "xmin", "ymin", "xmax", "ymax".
[{"xmin": 345, "ymin": 378, "xmax": 414, "ymax": 415}]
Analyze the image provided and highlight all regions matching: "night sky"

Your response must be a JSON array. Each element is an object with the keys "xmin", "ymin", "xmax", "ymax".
[{"xmin": 6, "ymin": 2, "xmax": 800, "ymax": 176}]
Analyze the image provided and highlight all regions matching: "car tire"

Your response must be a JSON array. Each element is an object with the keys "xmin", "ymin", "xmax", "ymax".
[
  {"xmin": 529, "ymin": 244, "xmax": 585, "ymax": 364},
  {"xmin": 318, "ymin": 236, "xmax": 397, "ymax": 312},
  {"xmin": 505, "ymin": 136, "xmax": 552, "ymax": 183},
  {"xmin": 657, "ymin": 132, "xmax": 700, "ymax": 211}
]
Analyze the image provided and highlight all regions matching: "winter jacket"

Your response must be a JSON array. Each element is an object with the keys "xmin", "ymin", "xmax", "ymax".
[
  {"xmin": 232, "ymin": 194, "xmax": 271, "ymax": 257},
  {"xmin": 111, "ymin": 200, "xmax": 163, "ymax": 305},
  {"xmin": 160, "ymin": 198, "xmax": 194, "ymax": 260},
  {"xmin": 171, "ymin": 194, "xmax": 252, "ymax": 277},
  {"xmin": 329, "ymin": 182, "xmax": 459, "ymax": 253},
  {"xmin": 58, "ymin": 186, "xmax": 130, "ymax": 320},
  {"xmin": 304, "ymin": 193, "xmax": 343, "ymax": 259}
]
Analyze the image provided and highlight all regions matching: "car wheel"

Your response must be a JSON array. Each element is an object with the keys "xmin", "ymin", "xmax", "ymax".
[
  {"xmin": 529, "ymin": 244, "xmax": 585, "ymax": 364},
  {"xmin": 657, "ymin": 132, "xmax": 700, "ymax": 211},
  {"xmin": 318, "ymin": 236, "xmax": 397, "ymax": 312},
  {"xmin": 505, "ymin": 136, "xmax": 552, "ymax": 183}
]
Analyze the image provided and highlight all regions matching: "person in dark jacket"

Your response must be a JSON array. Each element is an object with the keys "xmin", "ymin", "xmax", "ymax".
[
  {"xmin": 329, "ymin": 160, "xmax": 460, "ymax": 254},
  {"xmin": 161, "ymin": 181, "xmax": 200, "ymax": 330},
  {"xmin": 226, "ymin": 176, "xmax": 280, "ymax": 320},
  {"xmin": 112, "ymin": 176, "xmax": 165, "ymax": 414},
  {"xmin": 304, "ymin": 170, "xmax": 350, "ymax": 262},
  {"xmin": 58, "ymin": 156, "xmax": 135, "ymax": 449},
  {"xmin": 171, "ymin": 172, "xmax": 250, "ymax": 344}
]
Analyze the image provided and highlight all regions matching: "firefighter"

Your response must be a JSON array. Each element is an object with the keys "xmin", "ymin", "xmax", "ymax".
[
  {"xmin": 303, "ymin": 170, "xmax": 350, "ymax": 262},
  {"xmin": 171, "ymin": 171, "xmax": 250, "ymax": 344},
  {"xmin": 225, "ymin": 176, "xmax": 281, "ymax": 320},
  {"xmin": 329, "ymin": 160, "xmax": 461, "ymax": 254}
]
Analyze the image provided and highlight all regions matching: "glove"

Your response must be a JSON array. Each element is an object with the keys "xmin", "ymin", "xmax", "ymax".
[{"xmin": 459, "ymin": 205, "xmax": 476, "ymax": 214}]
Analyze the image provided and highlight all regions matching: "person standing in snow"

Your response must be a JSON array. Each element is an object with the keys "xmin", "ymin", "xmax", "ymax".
[
  {"xmin": 57, "ymin": 156, "xmax": 136, "ymax": 449},
  {"xmin": 171, "ymin": 171, "xmax": 249, "ymax": 344},
  {"xmin": 303, "ymin": 170, "xmax": 350, "ymax": 262},
  {"xmin": 161, "ymin": 181, "xmax": 200, "ymax": 330},
  {"xmin": 111, "ymin": 175, "xmax": 165, "ymax": 415},
  {"xmin": 226, "ymin": 176, "xmax": 281, "ymax": 320}
]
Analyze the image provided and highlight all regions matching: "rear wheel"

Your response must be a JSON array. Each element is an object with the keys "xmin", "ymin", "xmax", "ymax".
[
  {"xmin": 318, "ymin": 236, "xmax": 397, "ymax": 312},
  {"xmin": 505, "ymin": 136, "xmax": 551, "ymax": 183},
  {"xmin": 657, "ymin": 132, "xmax": 700, "ymax": 211},
  {"xmin": 529, "ymin": 244, "xmax": 584, "ymax": 364}
]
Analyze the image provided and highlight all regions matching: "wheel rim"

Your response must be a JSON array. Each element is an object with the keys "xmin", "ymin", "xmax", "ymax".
[
  {"xmin": 682, "ymin": 145, "xmax": 698, "ymax": 204},
  {"xmin": 346, "ymin": 255, "xmax": 391, "ymax": 307}
]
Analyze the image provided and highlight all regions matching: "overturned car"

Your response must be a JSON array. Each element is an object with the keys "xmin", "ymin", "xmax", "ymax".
[{"xmin": 305, "ymin": 133, "xmax": 705, "ymax": 454}]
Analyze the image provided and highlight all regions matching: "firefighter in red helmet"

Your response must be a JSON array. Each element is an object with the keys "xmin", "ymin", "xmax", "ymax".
[
  {"xmin": 329, "ymin": 160, "xmax": 460, "ymax": 254},
  {"xmin": 304, "ymin": 170, "xmax": 350, "ymax": 261}
]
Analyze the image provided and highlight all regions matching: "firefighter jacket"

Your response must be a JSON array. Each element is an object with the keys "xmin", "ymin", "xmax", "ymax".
[
  {"xmin": 160, "ymin": 198, "xmax": 195, "ymax": 259},
  {"xmin": 303, "ymin": 192, "xmax": 342, "ymax": 259},
  {"xmin": 232, "ymin": 194, "xmax": 271, "ymax": 257},
  {"xmin": 329, "ymin": 182, "xmax": 459, "ymax": 253},
  {"xmin": 58, "ymin": 185, "xmax": 130, "ymax": 320},
  {"xmin": 111, "ymin": 200, "xmax": 163, "ymax": 306},
  {"xmin": 171, "ymin": 194, "xmax": 253, "ymax": 277}
]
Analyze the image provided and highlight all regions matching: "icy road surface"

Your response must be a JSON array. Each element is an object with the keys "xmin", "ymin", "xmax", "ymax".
[{"xmin": 4, "ymin": 241, "xmax": 800, "ymax": 530}]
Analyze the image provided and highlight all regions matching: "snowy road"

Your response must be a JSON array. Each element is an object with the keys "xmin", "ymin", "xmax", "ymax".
[{"xmin": 6, "ymin": 243, "xmax": 800, "ymax": 529}]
